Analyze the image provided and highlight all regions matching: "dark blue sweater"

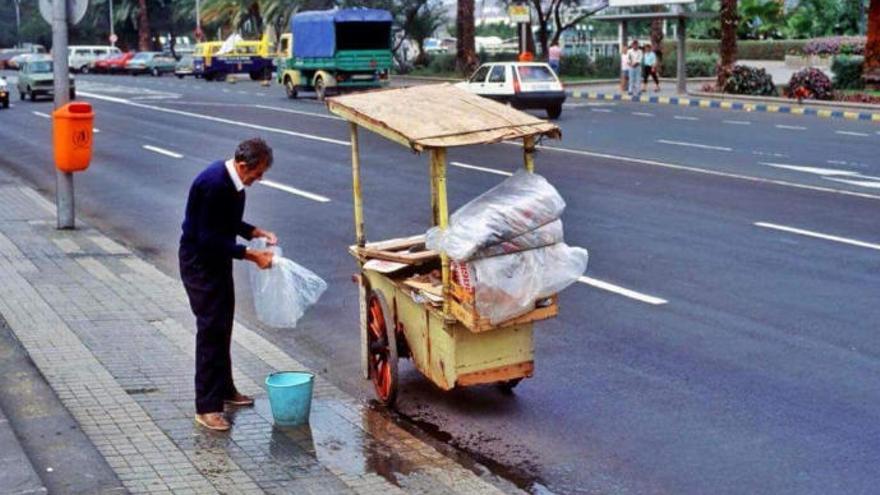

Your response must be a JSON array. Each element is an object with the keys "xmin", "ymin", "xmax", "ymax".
[{"xmin": 180, "ymin": 161, "xmax": 254, "ymax": 264}]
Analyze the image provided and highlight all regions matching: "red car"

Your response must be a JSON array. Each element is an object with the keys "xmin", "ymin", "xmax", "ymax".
[{"xmin": 95, "ymin": 52, "xmax": 135, "ymax": 74}]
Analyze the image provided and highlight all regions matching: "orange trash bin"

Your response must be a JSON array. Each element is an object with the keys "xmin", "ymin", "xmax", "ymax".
[{"xmin": 53, "ymin": 102, "xmax": 94, "ymax": 173}]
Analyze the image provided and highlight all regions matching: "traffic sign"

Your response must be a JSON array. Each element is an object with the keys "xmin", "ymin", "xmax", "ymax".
[
  {"xmin": 39, "ymin": 0, "xmax": 89, "ymax": 26},
  {"xmin": 109, "ymin": 33, "xmax": 118, "ymax": 44},
  {"xmin": 508, "ymin": 4, "xmax": 531, "ymax": 23}
]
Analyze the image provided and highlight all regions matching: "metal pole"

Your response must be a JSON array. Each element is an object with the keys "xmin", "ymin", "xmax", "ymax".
[
  {"xmin": 53, "ymin": 0, "xmax": 74, "ymax": 229},
  {"xmin": 109, "ymin": 0, "xmax": 115, "ymax": 46},
  {"xmin": 196, "ymin": 0, "xmax": 202, "ymax": 37},
  {"xmin": 677, "ymin": 16, "xmax": 686, "ymax": 95},
  {"xmin": 14, "ymin": 0, "xmax": 22, "ymax": 47}
]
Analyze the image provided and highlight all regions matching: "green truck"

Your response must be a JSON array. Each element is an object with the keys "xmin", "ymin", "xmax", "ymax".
[{"xmin": 276, "ymin": 8, "xmax": 393, "ymax": 101}]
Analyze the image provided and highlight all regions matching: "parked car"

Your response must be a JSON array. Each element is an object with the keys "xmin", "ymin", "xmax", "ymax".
[
  {"xmin": 126, "ymin": 52, "xmax": 176, "ymax": 76},
  {"xmin": 68, "ymin": 45, "xmax": 120, "ymax": 73},
  {"xmin": 7, "ymin": 53, "xmax": 38, "ymax": 70},
  {"xmin": 16, "ymin": 58, "xmax": 76, "ymax": 101},
  {"xmin": 174, "ymin": 54, "xmax": 194, "ymax": 78},
  {"xmin": 456, "ymin": 62, "xmax": 566, "ymax": 119},
  {"xmin": 0, "ymin": 76, "xmax": 9, "ymax": 109},
  {"xmin": 95, "ymin": 52, "xmax": 135, "ymax": 73},
  {"xmin": 0, "ymin": 45, "xmax": 46, "ymax": 69}
]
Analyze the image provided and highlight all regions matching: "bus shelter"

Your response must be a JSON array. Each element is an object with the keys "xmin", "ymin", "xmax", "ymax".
[{"xmin": 594, "ymin": 11, "xmax": 715, "ymax": 94}]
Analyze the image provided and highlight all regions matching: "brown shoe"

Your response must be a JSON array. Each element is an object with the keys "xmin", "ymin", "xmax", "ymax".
[
  {"xmin": 224, "ymin": 392, "xmax": 255, "ymax": 407},
  {"xmin": 194, "ymin": 412, "xmax": 231, "ymax": 431}
]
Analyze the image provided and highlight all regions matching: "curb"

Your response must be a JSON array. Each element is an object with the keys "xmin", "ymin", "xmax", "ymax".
[{"xmin": 566, "ymin": 90, "xmax": 880, "ymax": 122}]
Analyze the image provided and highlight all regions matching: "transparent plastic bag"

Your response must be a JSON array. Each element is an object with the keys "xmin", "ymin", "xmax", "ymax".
[
  {"xmin": 472, "ymin": 219, "xmax": 564, "ymax": 259},
  {"xmin": 470, "ymin": 243, "xmax": 588, "ymax": 325},
  {"xmin": 248, "ymin": 239, "xmax": 327, "ymax": 328},
  {"xmin": 426, "ymin": 170, "xmax": 566, "ymax": 261}
]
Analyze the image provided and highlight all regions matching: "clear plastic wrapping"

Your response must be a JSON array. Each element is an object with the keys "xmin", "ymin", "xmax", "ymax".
[
  {"xmin": 472, "ymin": 219, "xmax": 563, "ymax": 259},
  {"xmin": 248, "ymin": 239, "xmax": 328, "ymax": 328},
  {"xmin": 426, "ymin": 170, "xmax": 566, "ymax": 261},
  {"xmin": 470, "ymin": 243, "xmax": 588, "ymax": 324}
]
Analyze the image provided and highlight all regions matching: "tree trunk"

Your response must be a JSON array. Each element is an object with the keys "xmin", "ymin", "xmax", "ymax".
[
  {"xmin": 137, "ymin": 0, "xmax": 151, "ymax": 51},
  {"xmin": 718, "ymin": 0, "xmax": 739, "ymax": 88},
  {"xmin": 865, "ymin": 0, "xmax": 880, "ymax": 89},
  {"xmin": 456, "ymin": 0, "xmax": 478, "ymax": 74},
  {"xmin": 651, "ymin": 6, "xmax": 664, "ymax": 72}
]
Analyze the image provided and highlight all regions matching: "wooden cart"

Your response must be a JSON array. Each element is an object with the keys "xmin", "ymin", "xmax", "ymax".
[{"xmin": 326, "ymin": 84, "xmax": 562, "ymax": 406}]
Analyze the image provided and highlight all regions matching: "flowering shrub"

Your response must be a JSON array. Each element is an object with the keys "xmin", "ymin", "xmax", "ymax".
[
  {"xmin": 802, "ymin": 37, "xmax": 866, "ymax": 56},
  {"xmin": 722, "ymin": 65, "xmax": 777, "ymax": 96},
  {"xmin": 787, "ymin": 68, "xmax": 834, "ymax": 100}
]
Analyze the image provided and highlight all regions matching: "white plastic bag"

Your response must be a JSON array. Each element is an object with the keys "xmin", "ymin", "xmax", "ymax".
[
  {"xmin": 426, "ymin": 170, "xmax": 566, "ymax": 261},
  {"xmin": 470, "ymin": 243, "xmax": 589, "ymax": 325},
  {"xmin": 248, "ymin": 239, "xmax": 327, "ymax": 328}
]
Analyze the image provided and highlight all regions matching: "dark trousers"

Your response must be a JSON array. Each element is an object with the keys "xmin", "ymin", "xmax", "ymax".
[
  {"xmin": 643, "ymin": 66, "xmax": 659, "ymax": 86},
  {"xmin": 179, "ymin": 248, "xmax": 237, "ymax": 414}
]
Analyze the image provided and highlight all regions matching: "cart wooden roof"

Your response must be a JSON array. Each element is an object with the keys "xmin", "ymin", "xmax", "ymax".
[{"xmin": 326, "ymin": 84, "xmax": 561, "ymax": 151}]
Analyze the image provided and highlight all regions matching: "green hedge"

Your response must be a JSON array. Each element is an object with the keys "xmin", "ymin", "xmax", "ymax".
[
  {"xmin": 660, "ymin": 52, "xmax": 718, "ymax": 77},
  {"xmin": 831, "ymin": 55, "xmax": 864, "ymax": 90},
  {"xmin": 659, "ymin": 40, "xmax": 808, "ymax": 61}
]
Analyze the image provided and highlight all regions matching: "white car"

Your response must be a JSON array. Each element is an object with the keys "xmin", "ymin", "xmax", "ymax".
[
  {"xmin": 456, "ymin": 62, "xmax": 566, "ymax": 119},
  {"xmin": 68, "ymin": 45, "xmax": 121, "ymax": 73}
]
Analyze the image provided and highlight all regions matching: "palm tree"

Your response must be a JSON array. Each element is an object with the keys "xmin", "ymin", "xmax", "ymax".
[
  {"xmin": 866, "ymin": 0, "xmax": 880, "ymax": 89},
  {"xmin": 200, "ymin": 0, "xmax": 263, "ymax": 35},
  {"xmin": 718, "ymin": 0, "xmax": 738, "ymax": 87},
  {"xmin": 456, "ymin": 0, "xmax": 478, "ymax": 74}
]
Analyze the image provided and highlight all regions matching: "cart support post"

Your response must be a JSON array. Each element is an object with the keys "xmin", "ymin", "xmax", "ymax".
[
  {"xmin": 431, "ymin": 148, "xmax": 452, "ymax": 318},
  {"xmin": 523, "ymin": 135, "xmax": 535, "ymax": 172},
  {"xmin": 430, "ymin": 152, "xmax": 440, "ymax": 226},
  {"xmin": 350, "ymin": 122, "xmax": 365, "ymax": 248}
]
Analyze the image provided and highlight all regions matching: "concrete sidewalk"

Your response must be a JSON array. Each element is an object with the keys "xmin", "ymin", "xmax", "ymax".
[
  {"xmin": 0, "ymin": 405, "xmax": 46, "ymax": 495},
  {"xmin": 0, "ymin": 166, "xmax": 514, "ymax": 495}
]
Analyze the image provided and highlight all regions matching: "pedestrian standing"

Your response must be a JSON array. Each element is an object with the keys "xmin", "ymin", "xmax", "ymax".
[
  {"xmin": 548, "ymin": 41, "xmax": 562, "ymax": 74},
  {"xmin": 642, "ymin": 43, "xmax": 660, "ymax": 92},
  {"xmin": 626, "ymin": 40, "xmax": 643, "ymax": 96},
  {"xmin": 619, "ymin": 45, "xmax": 629, "ymax": 93},
  {"xmin": 179, "ymin": 138, "xmax": 277, "ymax": 432}
]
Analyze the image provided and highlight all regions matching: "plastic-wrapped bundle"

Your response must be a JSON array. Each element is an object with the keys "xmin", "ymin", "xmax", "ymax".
[
  {"xmin": 426, "ymin": 170, "xmax": 566, "ymax": 261},
  {"xmin": 470, "ymin": 243, "xmax": 588, "ymax": 325},
  {"xmin": 472, "ymin": 219, "xmax": 563, "ymax": 259},
  {"xmin": 248, "ymin": 239, "xmax": 328, "ymax": 328}
]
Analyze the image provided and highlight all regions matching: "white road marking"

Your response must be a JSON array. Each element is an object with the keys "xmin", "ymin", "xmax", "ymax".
[
  {"xmin": 93, "ymin": 128, "xmax": 101, "ymax": 133},
  {"xmin": 656, "ymin": 139, "xmax": 732, "ymax": 152},
  {"xmin": 823, "ymin": 177, "xmax": 880, "ymax": 189},
  {"xmin": 590, "ymin": 108, "xmax": 612, "ymax": 113},
  {"xmin": 673, "ymin": 115, "xmax": 699, "ymax": 121},
  {"xmin": 578, "ymin": 276, "xmax": 668, "ymax": 305},
  {"xmin": 826, "ymin": 160, "xmax": 848, "ymax": 165},
  {"xmin": 632, "ymin": 112, "xmax": 654, "ymax": 117},
  {"xmin": 760, "ymin": 162, "xmax": 860, "ymax": 176},
  {"xmin": 510, "ymin": 142, "xmax": 880, "ymax": 201},
  {"xmin": 775, "ymin": 124, "xmax": 807, "ymax": 130},
  {"xmin": 32, "ymin": 111, "xmax": 51, "ymax": 119},
  {"xmin": 254, "ymin": 104, "xmax": 343, "ymax": 121},
  {"xmin": 723, "ymin": 120, "xmax": 751, "ymax": 125},
  {"xmin": 755, "ymin": 222, "xmax": 880, "ymax": 251},
  {"xmin": 142, "ymin": 144, "xmax": 183, "ymax": 159},
  {"xmin": 449, "ymin": 161, "xmax": 512, "ymax": 176},
  {"xmin": 835, "ymin": 130, "xmax": 870, "ymax": 137},
  {"xmin": 79, "ymin": 91, "xmax": 350, "ymax": 147},
  {"xmin": 259, "ymin": 179, "xmax": 330, "ymax": 203}
]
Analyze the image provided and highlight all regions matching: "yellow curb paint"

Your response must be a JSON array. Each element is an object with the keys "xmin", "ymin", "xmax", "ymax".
[
  {"xmin": 659, "ymin": 96, "xmax": 670, "ymax": 104},
  {"xmin": 699, "ymin": 100, "xmax": 711, "ymax": 108},
  {"xmin": 873, "ymin": 114, "xmax": 880, "ymax": 122},
  {"xmin": 790, "ymin": 107, "xmax": 805, "ymax": 115},
  {"xmin": 720, "ymin": 101, "xmax": 732, "ymax": 109},
  {"xmin": 843, "ymin": 112, "xmax": 859, "ymax": 120},
  {"xmin": 818, "ymin": 110, "xmax": 832, "ymax": 118},
  {"xmin": 767, "ymin": 105, "xmax": 780, "ymax": 113},
  {"xmin": 573, "ymin": 91, "xmax": 582, "ymax": 98},
  {"xmin": 679, "ymin": 99, "xmax": 691, "ymax": 106}
]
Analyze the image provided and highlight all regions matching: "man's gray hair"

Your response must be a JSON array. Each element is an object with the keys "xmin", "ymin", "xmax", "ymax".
[{"xmin": 235, "ymin": 138, "xmax": 273, "ymax": 169}]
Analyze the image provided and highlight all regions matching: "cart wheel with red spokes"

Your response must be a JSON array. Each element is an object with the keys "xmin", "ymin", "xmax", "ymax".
[{"xmin": 367, "ymin": 291, "xmax": 398, "ymax": 406}]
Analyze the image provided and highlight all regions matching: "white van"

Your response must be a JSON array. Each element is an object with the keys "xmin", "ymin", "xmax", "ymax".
[{"xmin": 68, "ymin": 46, "xmax": 121, "ymax": 73}]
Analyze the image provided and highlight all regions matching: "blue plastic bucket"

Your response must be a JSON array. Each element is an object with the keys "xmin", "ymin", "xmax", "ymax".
[{"xmin": 265, "ymin": 371, "xmax": 315, "ymax": 426}]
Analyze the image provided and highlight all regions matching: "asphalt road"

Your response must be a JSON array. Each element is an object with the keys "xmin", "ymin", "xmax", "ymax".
[{"xmin": 1, "ymin": 70, "xmax": 879, "ymax": 495}]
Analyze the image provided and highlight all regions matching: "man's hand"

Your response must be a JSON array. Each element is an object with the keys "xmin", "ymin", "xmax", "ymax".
[
  {"xmin": 252, "ymin": 227, "xmax": 278, "ymax": 246},
  {"xmin": 245, "ymin": 248, "xmax": 274, "ymax": 269}
]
